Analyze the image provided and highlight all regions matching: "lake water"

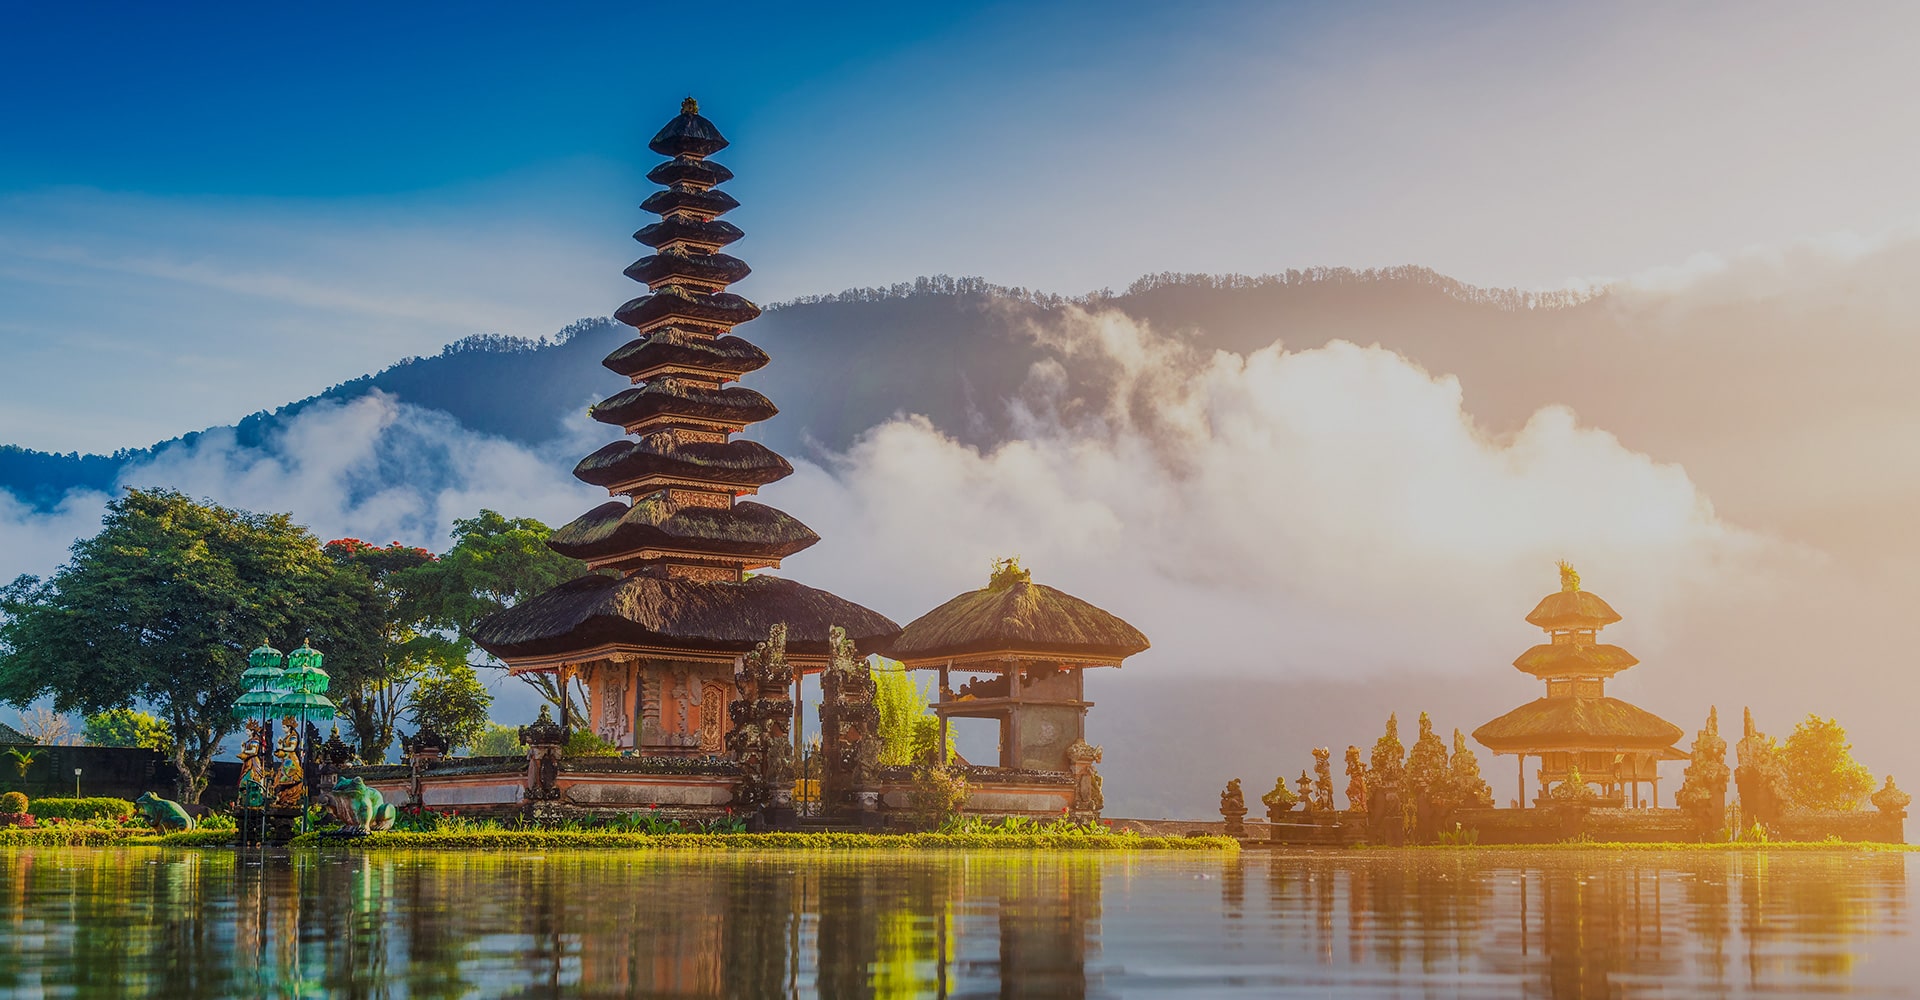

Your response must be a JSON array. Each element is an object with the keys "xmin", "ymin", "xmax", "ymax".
[{"xmin": 0, "ymin": 847, "xmax": 1913, "ymax": 997}]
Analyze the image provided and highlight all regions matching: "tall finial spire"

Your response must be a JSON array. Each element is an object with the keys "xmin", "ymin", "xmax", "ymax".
[
  {"xmin": 681, "ymin": 96, "xmax": 699, "ymax": 115},
  {"xmin": 1557, "ymin": 560, "xmax": 1580, "ymax": 593}
]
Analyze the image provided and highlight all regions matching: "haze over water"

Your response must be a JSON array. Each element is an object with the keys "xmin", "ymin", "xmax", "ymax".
[{"xmin": 1, "ymin": 847, "xmax": 1912, "ymax": 997}]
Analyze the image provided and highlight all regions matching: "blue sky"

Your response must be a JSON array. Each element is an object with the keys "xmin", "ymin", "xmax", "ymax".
[{"xmin": 5, "ymin": 1, "xmax": 1920, "ymax": 452}]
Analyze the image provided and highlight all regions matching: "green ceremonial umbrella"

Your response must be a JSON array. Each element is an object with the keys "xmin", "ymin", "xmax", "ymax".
[
  {"xmin": 234, "ymin": 641, "xmax": 287, "ymax": 723},
  {"xmin": 273, "ymin": 689, "xmax": 336, "ymax": 724},
  {"xmin": 282, "ymin": 640, "xmax": 329, "ymax": 695}
]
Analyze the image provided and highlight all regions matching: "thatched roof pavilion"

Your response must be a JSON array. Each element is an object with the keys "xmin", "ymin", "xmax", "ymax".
[
  {"xmin": 890, "ymin": 561, "xmax": 1147, "ymax": 772},
  {"xmin": 888, "ymin": 563, "xmax": 1150, "ymax": 667},
  {"xmin": 1472, "ymin": 563, "xmax": 1684, "ymax": 807},
  {"xmin": 472, "ymin": 99, "xmax": 897, "ymax": 753}
]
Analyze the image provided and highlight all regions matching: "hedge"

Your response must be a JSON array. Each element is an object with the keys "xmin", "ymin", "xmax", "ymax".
[
  {"xmin": 288, "ymin": 830, "xmax": 1240, "ymax": 852},
  {"xmin": 25, "ymin": 797, "xmax": 136, "ymax": 821},
  {"xmin": 0, "ymin": 826, "xmax": 235, "ymax": 848}
]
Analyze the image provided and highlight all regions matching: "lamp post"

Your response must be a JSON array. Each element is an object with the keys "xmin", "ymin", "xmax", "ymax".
[
  {"xmin": 275, "ymin": 639, "xmax": 335, "ymax": 833},
  {"xmin": 73, "ymin": 768, "xmax": 81, "ymax": 797}
]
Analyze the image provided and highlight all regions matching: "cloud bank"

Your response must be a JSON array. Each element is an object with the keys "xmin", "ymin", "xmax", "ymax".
[{"xmin": 776, "ymin": 309, "xmax": 1784, "ymax": 677}]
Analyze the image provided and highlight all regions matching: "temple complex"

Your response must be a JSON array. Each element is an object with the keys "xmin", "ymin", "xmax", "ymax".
[
  {"xmin": 1472, "ymin": 564, "xmax": 1685, "ymax": 808},
  {"xmin": 471, "ymin": 99, "xmax": 899, "ymax": 767},
  {"xmin": 351, "ymin": 101, "xmax": 1143, "ymax": 826}
]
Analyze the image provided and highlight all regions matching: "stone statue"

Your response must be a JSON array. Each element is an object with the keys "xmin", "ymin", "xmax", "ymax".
[
  {"xmin": 1733, "ymin": 707, "xmax": 1789, "ymax": 827},
  {"xmin": 1219, "ymin": 778, "xmax": 1247, "ymax": 837},
  {"xmin": 1344, "ymin": 746, "xmax": 1369, "ymax": 813},
  {"xmin": 819, "ymin": 626, "xmax": 881, "ymax": 816},
  {"xmin": 729, "ymin": 623, "xmax": 797, "ymax": 814},
  {"xmin": 1676, "ymin": 706, "xmax": 1731, "ymax": 824},
  {"xmin": 271, "ymin": 716, "xmax": 306, "ymax": 808},
  {"xmin": 1295, "ymin": 770, "xmax": 1315, "ymax": 812},
  {"xmin": 134, "ymin": 792, "xmax": 195, "ymax": 833},
  {"xmin": 1873, "ymin": 776, "xmax": 1911, "ymax": 818},
  {"xmin": 1066, "ymin": 739, "xmax": 1104, "ymax": 815},
  {"xmin": 320, "ymin": 776, "xmax": 397, "ymax": 835},
  {"xmin": 519, "ymin": 705, "xmax": 566, "ymax": 801},
  {"xmin": 1261, "ymin": 775, "xmax": 1298, "ymax": 824},
  {"xmin": 1312, "ymin": 747, "xmax": 1335, "ymax": 812},
  {"xmin": 237, "ymin": 720, "xmax": 274, "ymax": 809}
]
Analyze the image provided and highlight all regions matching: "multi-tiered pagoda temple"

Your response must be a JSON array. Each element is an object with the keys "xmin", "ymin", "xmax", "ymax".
[
  {"xmin": 1472, "ymin": 564, "xmax": 1685, "ymax": 808},
  {"xmin": 473, "ymin": 99, "xmax": 899, "ymax": 756}
]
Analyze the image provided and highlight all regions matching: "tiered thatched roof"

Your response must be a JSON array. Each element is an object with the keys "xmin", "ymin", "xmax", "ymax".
[
  {"xmin": 472, "ymin": 573, "xmax": 899, "ymax": 664},
  {"xmin": 0, "ymin": 721, "xmax": 33, "ymax": 745},
  {"xmin": 1511, "ymin": 643, "xmax": 1639, "ymax": 679}
]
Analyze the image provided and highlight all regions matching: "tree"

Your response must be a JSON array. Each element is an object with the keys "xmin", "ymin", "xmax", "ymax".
[
  {"xmin": 320, "ymin": 538, "xmax": 464, "ymax": 762},
  {"xmin": 471, "ymin": 722, "xmax": 522, "ymax": 757},
  {"xmin": 872, "ymin": 658, "xmax": 947, "ymax": 766},
  {"xmin": 1780, "ymin": 714, "xmax": 1874, "ymax": 811},
  {"xmin": 407, "ymin": 662, "xmax": 493, "ymax": 752},
  {"xmin": 399, "ymin": 511, "xmax": 591, "ymax": 719},
  {"xmin": 16, "ymin": 706, "xmax": 76, "ymax": 746},
  {"xmin": 82, "ymin": 708, "xmax": 172, "ymax": 752},
  {"xmin": 0, "ymin": 489, "xmax": 338, "ymax": 802}
]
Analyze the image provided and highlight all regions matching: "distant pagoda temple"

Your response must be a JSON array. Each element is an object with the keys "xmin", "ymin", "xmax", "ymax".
[
  {"xmin": 1472, "ymin": 564, "xmax": 1685, "ymax": 808},
  {"xmin": 472, "ymin": 99, "xmax": 899, "ymax": 757}
]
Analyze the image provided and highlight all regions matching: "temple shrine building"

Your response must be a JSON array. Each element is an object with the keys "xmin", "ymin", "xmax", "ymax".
[
  {"xmin": 342, "ymin": 99, "xmax": 1148, "ymax": 825},
  {"xmin": 1472, "ymin": 565, "xmax": 1685, "ymax": 808}
]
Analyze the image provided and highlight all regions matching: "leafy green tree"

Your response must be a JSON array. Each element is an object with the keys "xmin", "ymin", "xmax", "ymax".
[
  {"xmin": 398, "ymin": 511, "xmax": 590, "ymax": 719},
  {"xmin": 320, "ymin": 538, "xmax": 466, "ymax": 762},
  {"xmin": 872, "ymin": 658, "xmax": 948, "ymax": 765},
  {"xmin": 407, "ymin": 662, "xmax": 493, "ymax": 751},
  {"xmin": 1781, "ymin": 714, "xmax": 1875, "ymax": 811},
  {"xmin": 471, "ymin": 722, "xmax": 522, "ymax": 757},
  {"xmin": 0, "ymin": 489, "xmax": 338, "ymax": 802},
  {"xmin": 82, "ymin": 708, "xmax": 173, "ymax": 752}
]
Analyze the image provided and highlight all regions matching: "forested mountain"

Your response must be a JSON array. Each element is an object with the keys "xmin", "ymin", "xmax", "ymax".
[{"xmin": 0, "ymin": 267, "xmax": 1603, "ymax": 508}]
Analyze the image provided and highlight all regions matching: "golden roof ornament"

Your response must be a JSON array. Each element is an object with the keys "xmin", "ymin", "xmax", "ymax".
[
  {"xmin": 681, "ymin": 96, "xmax": 699, "ymax": 115},
  {"xmin": 1557, "ymin": 560, "xmax": 1581, "ymax": 593},
  {"xmin": 988, "ymin": 556, "xmax": 1030, "ymax": 591}
]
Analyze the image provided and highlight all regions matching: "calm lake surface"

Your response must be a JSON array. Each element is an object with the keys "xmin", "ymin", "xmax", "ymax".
[{"xmin": 0, "ymin": 847, "xmax": 1914, "ymax": 998}]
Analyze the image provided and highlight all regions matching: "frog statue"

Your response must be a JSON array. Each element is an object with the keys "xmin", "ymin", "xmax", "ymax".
[
  {"xmin": 319, "ymin": 776, "xmax": 398, "ymax": 835},
  {"xmin": 134, "ymin": 792, "xmax": 196, "ymax": 833}
]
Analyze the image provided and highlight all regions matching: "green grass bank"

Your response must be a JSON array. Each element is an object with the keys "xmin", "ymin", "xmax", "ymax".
[{"xmin": 289, "ymin": 830, "xmax": 1238, "ymax": 852}]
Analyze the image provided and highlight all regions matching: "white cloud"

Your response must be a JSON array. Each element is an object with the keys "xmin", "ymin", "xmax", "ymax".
[{"xmin": 776, "ymin": 308, "xmax": 1790, "ymax": 677}]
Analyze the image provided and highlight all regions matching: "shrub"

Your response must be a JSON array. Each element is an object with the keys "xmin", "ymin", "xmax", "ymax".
[
  {"xmin": 564, "ymin": 729, "xmax": 620, "ymax": 758},
  {"xmin": 27, "ymin": 797, "xmax": 136, "ymax": 822},
  {"xmin": 909, "ymin": 764, "xmax": 969, "ymax": 825},
  {"xmin": 0, "ymin": 791, "xmax": 26, "ymax": 814}
]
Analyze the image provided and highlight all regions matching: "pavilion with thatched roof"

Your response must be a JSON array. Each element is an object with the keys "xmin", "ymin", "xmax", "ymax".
[
  {"xmin": 1473, "ymin": 564, "xmax": 1685, "ymax": 808},
  {"xmin": 889, "ymin": 560, "xmax": 1148, "ymax": 774}
]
